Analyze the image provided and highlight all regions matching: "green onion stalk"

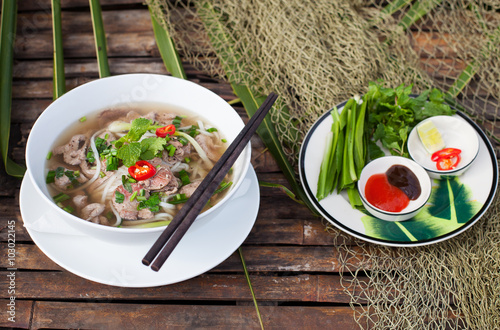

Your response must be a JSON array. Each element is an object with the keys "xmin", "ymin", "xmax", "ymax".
[{"xmin": 0, "ymin": 0, "xmax": 26, "ymax": 178}]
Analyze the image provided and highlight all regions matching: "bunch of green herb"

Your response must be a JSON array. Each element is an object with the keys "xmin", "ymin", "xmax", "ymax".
[{"xmin": 366, "ymin": 81, "xmax": 455, "ymax": 158}]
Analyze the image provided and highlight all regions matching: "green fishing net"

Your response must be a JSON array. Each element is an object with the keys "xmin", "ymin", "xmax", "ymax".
[{"xmin": 148, "ymin": 0, "xmax": 499, "ymax": 327}]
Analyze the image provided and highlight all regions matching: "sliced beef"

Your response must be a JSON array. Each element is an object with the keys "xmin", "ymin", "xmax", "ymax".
[
  {"xmin": 81, "ymin": 203, "xmax": 105, "ymax": 220},
  {"xmin": 162, "ymin": 140, "xmax": 192, "ymax": 164},
  {"xmin": 126, "ymin": 111, "xmax": 156, "ymax": 123},
  {"xmin": 179, "ymin": 180, "xmax": 201, "ymax": 198},
  {"xmin": 195, "ymin": 134, "xmax": 222, "ymax": 162},
  {"xmin": 52, "ymin": 166, "xmax": 88, "ymax": 190},
  {"xmin": 98, "ymin": 109, "xmax": 128, "ymax": 126},
  {"xmin": 140, "ymin": 164, "xmax": 178, "ymax": 194},
  {"xmin": 156, "ymin": 113, "xmax": 177, "ymax": 125},
  {"xmin": 53, "ymin": 134, "xmax": 88, "ymax": 166},
  {"xmin": 112, "ymin": 183, "xmax": 153, "ymax": 220},
  {"xmin": 72, "ymin": 194, "xmax": 88, "ymax": 210},
  {"xmin": 90, "ymin": 215, "xmax": 111, "ymax": 226}
]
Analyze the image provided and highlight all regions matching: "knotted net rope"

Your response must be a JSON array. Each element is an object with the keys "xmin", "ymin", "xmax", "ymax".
[{"xmin": 148, "ymin": 0, "xmax": 500, "ymax": 327}]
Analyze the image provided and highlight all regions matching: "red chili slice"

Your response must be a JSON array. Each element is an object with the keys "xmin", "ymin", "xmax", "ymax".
[
  {"xmin": 431, "ymin": 148, "xmax": 461, "ymax": 162},
  {"xmin": 431, "ymin": 147, "xmax": 462, "ymax": 171},
  {"xmin": 128, "ymin": 160, "xmax": 156, "ymax": 181},
  {"xmin": 155, "ymin": 124, "xmax": 176, "ymax": 138},
  {"xmin": 436, "ymin": 154, "xmax": 461, "ymax": 171}
]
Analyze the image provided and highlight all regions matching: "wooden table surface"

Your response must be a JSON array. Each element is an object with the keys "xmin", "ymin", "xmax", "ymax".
[{"xmin": 1, "ymin": 1, "xmax": 493, "ymax": 329}]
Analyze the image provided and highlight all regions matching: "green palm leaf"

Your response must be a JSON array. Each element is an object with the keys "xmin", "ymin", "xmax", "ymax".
[
  {"xmin": 89, "ymin": 0, "xmax": 110, "ymax": 78},
  {"xmin": 0, "ymin": 0, "xmax": 26, "ymax": 177},
  {"xmin": 149, "ymin": 6, "xmax": 186, "ymax": 79},
  {"xmin": 51, "ymin": 0, "xmax": 66, "ymax": 99}
]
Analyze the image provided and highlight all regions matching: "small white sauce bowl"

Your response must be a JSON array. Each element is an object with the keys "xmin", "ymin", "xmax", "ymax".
[
  {"xmin": 25, "ymin": 74, "xmax": 251, "ymax": 244},
  {"xmin": 357, "ymin": 156, "xmax": 432, "ymax": 222},
  {"xmin": 408, "ymin": 115, "xmax": 479, "ymax": 179}
]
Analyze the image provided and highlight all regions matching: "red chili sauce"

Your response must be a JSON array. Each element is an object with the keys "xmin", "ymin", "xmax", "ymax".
[{"xmin": 364, "ymin": 165, "xmax": 421, "ymax": 213}]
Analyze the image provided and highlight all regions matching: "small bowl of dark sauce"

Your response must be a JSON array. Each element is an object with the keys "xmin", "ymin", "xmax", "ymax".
[{"xmin": 357, "ymin": 156, "xmax": 432, "ymax": 221}]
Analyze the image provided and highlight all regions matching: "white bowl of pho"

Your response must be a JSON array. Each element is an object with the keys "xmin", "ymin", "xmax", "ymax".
[{"xmin": 26, "ymin": 74, "xmax": 251, "ymax": 244}]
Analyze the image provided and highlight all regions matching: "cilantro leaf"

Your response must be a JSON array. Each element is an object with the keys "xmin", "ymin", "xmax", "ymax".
[{"xmin": 138, "ymin": 192, "xmax": 161, "ymax": 212}]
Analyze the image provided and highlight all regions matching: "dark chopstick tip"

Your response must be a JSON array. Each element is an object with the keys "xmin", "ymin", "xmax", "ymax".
[{"xmin": 142, "ymin": 258, "xmax": 151, "ymax": 266}]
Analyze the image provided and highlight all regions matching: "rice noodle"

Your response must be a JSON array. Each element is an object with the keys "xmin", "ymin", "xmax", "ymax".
[
  {"xmin": 170, "ymin": 161, "xmax": 189, "ymax": 173},
  {"xmin": 197, "ymin": 120, "xmax": 205, "ymax": 131},
  {"xmin": 159, "ymin": 201, "xmax": 176, "ymax": 210},
  {"xmin": 100, "ymin": 167, "xmax": 127, "ymax": 204},
  {"xmin": 175, "ymin": 131, "xmax": 212, "ymax": 166},
  {"xmin": 109, "ymin": 201, "xmax": 122, "ymax": 227}
]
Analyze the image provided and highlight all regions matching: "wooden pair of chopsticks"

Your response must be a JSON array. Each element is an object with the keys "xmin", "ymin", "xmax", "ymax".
[{"xmin": 143, "ymin": 92, "xmax": 278, "ymax": 271}]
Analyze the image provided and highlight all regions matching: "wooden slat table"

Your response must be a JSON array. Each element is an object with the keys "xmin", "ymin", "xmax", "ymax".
[{"xmin": 0, "ymin": 0, "xmax": 488, "ymax": 328}]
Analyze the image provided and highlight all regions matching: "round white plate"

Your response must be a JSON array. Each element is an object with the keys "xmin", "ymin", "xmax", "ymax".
[
  {"xmin": 299, "ymin": 103, "xmax": 498, "ymax": 247},
  {"xmin": 20, "ymin": 165, "xmax": 259, "ymax": 287}
]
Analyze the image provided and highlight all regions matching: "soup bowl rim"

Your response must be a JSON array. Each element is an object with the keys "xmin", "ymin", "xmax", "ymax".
[{"xmin": 26, "ymin": 73, "xmax": 251, "ymax": 237}]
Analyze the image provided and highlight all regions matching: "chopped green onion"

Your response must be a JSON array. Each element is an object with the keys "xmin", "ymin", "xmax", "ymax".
[
  {"xmin": 180, "ymin": 125, "xmax": 199, "ymax": 137},
  {"xmin": 115, "ymin": 191, "xmax": 125, "ymax": 204},
  {"xmin": 55, "ymin": 166, "xmax": 65, "ymax": 178},
  {"xmin": 207, "ymin": 127, "xmax": 218, "ymax": 133},
  {"xmin": 79, "ymin": 116, "xmax": 87, "ymax": 122},
  {"xmin": 86, "ymin": 151, "xmax": 96, "ymax": 163},
  {"xmin": 184, "ymin": 157, "xmax": 191, "ymax": 163},
  {"xmin": 221, "ymin": 138, "xmax": 227, "ymax": 143},
  {"xmin": 106, "ymin": 155, "xmax": 118, "ymax": 171},
  {"xmin": 63, "ymin": 206, "xmax": 75, "ymax": 213},
  {"xmin": 172, "ymin": 115, "xmax": 183, "ymax": 127},
  {"xmin": 136, "ymin": 196, "xmax": 147, "ymax": 201},
  {"xmin": 46, "ymin": 170, "xmax": 56, "ymax": 183},
  {"xmin": 104, "ymin": 133, "xmax": 109, "ymax": 140},
  {"xmin": 178, "ymin": 136, "xmax": 189, "ymax": 145},
  {"xmin": 139, "ymin": 189, "xmax": 146, "ymax": 196},
  {"xmin": 99, "ymin": 171, "xmax": 106, "ymax": 178},
  {"xmin": 74, "ymin": 170, "xmax": 80, "ymax": 177},
  {"xmin": 130, "ymin": 190, "xmax": 138, "ymax": 201},
  {"xmin": 168, "ymin": 193, "xmax": 189, "ymax": 205},
  {"xmin": 166, "ymin": 144, "xmax": 177, "ymax": 157},
  {"xmin": 213, "ymin": 181, "xmax": 232, "ymax": 195},
  {"xmin": 122, "ymin": 175, "xmax": 133, "ymax": 193},
  {"xmin": 53, "ymin": 192, "xmax": 71, "ymax": 203},
  {"xmin": 46, "ymin": 151, "xmax": 53, "ymax": 160},
  {"xmin": 128, "ymin": 177, "xmax": 137, "ymax": 183},
  {"xmin": 179, "ymin": 169, "xmax": 190, "ymax": 186}
]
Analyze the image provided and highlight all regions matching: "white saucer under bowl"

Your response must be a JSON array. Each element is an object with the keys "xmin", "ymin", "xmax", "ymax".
[{"xmin": 20, "ymin": 165, "xmax": 260, "ymax": 287}]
